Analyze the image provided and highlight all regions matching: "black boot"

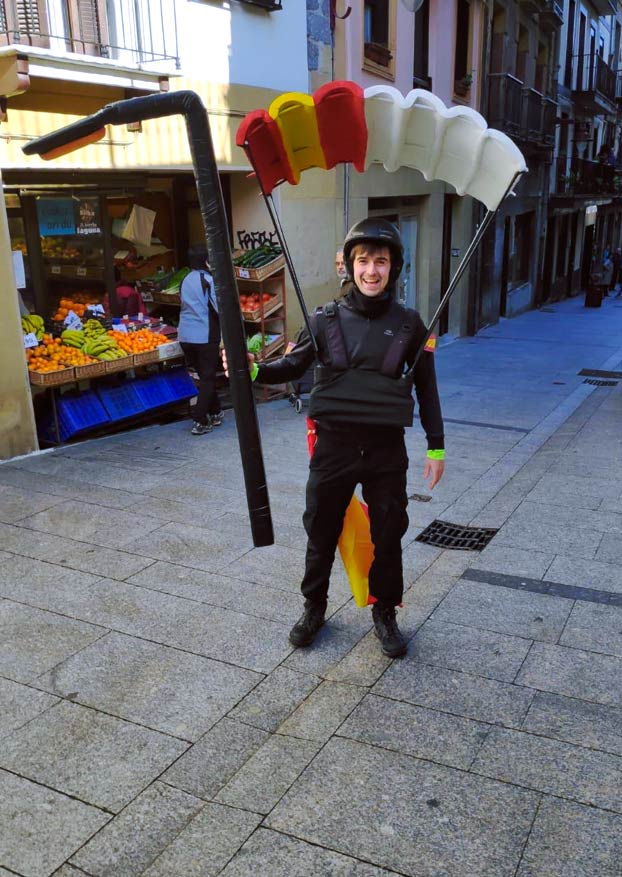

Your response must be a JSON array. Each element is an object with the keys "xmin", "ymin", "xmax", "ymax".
[
  {"xmin": 289, "ymin": 601, "xmax": 326, "ymax": 647},
  {"xmin": 372, "ymin": 603, "xmax": 407, "ymax": 658}
]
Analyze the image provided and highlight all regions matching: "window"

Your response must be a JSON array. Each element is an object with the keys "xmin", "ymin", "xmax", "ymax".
[
  {"xmin": 453, "ymin": 0, "xmax": 472, "ymax": 95},
  {"xmin": 509, "ymin": 212, "xmax": 533, "ymax": 288},
  {"xmin": 413, "ymin": 0, "xmax": 430, "ymax": 88},
  {"xmin": 363, "ymin": 0, "xmax": 394, "ymax": 73}
]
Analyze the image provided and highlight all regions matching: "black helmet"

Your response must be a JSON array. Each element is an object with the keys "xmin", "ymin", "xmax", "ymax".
[{"xmin": 342, "ymin": 218, "xmax": 404, "ymax": 285}]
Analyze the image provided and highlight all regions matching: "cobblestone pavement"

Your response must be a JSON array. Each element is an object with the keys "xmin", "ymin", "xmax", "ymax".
[{"xmin": 1, "ymin": 294, "xmax": 622, "ymax": 876}]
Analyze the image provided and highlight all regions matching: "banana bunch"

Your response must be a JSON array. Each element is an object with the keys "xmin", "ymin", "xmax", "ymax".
[
  {"xmin": 61, "ymin": 328, "xmax": 85, "ymax": 349},
  {"xmin": 82, "ymin": 336, "xmax": 126, "ymax": 361},
  {"xmin": 83, "ymin": 319, "xmax": 106, "ymax": 340},
  {"xmin": 22, "ymin": 314, "xmax": 44, "ymax": 341}
]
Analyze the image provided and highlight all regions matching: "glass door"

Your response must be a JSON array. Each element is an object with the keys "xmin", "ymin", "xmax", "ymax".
[{"xmin": 398, "ymin": 215, "xmax": 418, "ymax": 309}]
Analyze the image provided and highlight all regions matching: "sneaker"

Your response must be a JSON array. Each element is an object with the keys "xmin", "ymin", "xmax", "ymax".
[
  {"xmin": 191, "ymin": 421, "xmax": 212, "ymax": 435},
  {"xmin": 289, "ymin": 601, "xmax": 326, "ymax": 647},
  {"xmin": 209, "ymin": 411, "xmax": 224, "ymax": 427},
  {"xmin": 372, "ymin": 603, "xmax": 407, "ymax": 658}
]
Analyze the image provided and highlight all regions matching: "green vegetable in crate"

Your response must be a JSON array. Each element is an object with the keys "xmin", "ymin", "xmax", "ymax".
[
  {"xmin": 161, "ymin": 266, "xmax": 191, "ymax": 292},
  {"xmin": 246, "ymin": 333, "xmax": 271, "ymax": 354},
  {"xmin": 233, "ymin": 245, "xmax": 281, "ymax": 268}
]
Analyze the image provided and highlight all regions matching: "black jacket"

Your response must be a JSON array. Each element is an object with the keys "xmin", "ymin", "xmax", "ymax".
[{"xmin": 256, "ymin": 288, "xmax": 444, "ymax": 449}]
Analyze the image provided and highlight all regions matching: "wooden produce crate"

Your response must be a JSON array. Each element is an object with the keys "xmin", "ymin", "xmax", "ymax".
[
  {"xmin": 133, "ymin": 349, "xmax": 161, "ymax": 367},
  {"xmin": 74, "ymin": 360, "xmax": 108, "ymax": 380},
  {"xmin": 255, "ymin": 334, "xmax": 285, "ymax": 362},
  {"xmin": 152, "ymin": 290, "xmax": 181, "ymax": 306},
  {"xmin": 103, "ymin": 355, "xmax": 134, "ymax": 374},
  {"xmin": 29, "ymin": 367, "xmax": 75, "ymax": 387},
  {"xmin": 234, "ymin": 252, "xmax": 284, "ymax": 282},
  {"xmin": 241, "ymin": 288, "xmax": 283, "ymax": 322}
]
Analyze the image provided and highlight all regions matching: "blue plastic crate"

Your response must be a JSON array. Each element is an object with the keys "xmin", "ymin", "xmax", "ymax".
[
  {"xmin": 162, "ymin": 368, "xmax": 198, "ymax": 402},
  {"xmin": 132, "ymin": 374, "xmax": 175, "ymax": 410},
  {"xmin": 57, "ymin": 390, "xmax": 110, "ymax": 440},
  {"xmin": 96, "ymin": 382, "xmax": 146, "ymax": 422}
]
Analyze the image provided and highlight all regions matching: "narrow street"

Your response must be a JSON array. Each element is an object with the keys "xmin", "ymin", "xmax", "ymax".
[{"xmin": 1, "ymin": 293, "xmax": 622, "ymax": 877}]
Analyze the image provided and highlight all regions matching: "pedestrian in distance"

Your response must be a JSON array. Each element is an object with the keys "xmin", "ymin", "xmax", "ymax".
[
  {"xmin": 602, "ymin": 250, "xmax": 614, "ymax": 298},
  {"xmin": 335, "ymin": 248, "xmax": 349, "ymax": 287},
  {"xmin": 178, "ymin": 244, "xmax": 224, "ymax": 435},
  {"xmin": 611, "ymin": 248, "xmax": 621, "ymax": 295},
  {"xmin": 223, "ymin": 219, "xmax": 445, "ymax": 658}
]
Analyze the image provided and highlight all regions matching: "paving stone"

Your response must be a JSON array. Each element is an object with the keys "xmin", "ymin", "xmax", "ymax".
[
  {"xmin": 219, "ymin": 828, "xmax": 396, "ymax": 877},
  {"xmin": 0, "ymin": 464, "xmax": 139, "ymax": 508},
  {"xmin": 324, "ymin": 631, "xmax": 393, "ymax": 686},
  {"xmin": 37, "ymin": 631, "xmax": 261, "ymax": 741},
  {"xmin": 0, "ymin": 676, "xmax": 58, "ymax": 738},
  {"xmin": 121, "ymin": 494, "xmax": 226, "ymax": 529},
  {"xmin": 122, "ymin": 519, "xmax": 254, "ymax": 572},
  {"xmin": 432, "ymin": 579, "xmax": 572, "ymax": 643},
  {"xmin": 126, "ymin": 560, "xmax": 309, "ymax": 624},
  {"xmin": 522, "ymin": 690, "xmax": 622, "ymax": 756},
  {"xmin": 0, "ymin": 701, "xmax": 187, "ymax": 813},
  {"xmin": 18, "ymin": 500, "xmax": 165, "ymax": 549},
  {"xmin": 0, "ymin": 600, "xmax": 105, "ymax": 683},
  {"xmin": 0, "ymin": 483, "xmax": 65, "ymax": 523},
  {"xmin": 472, "ymin": 726, "xmax": 622, "ymax": 812},
  {"xmin": 545, "ymin": 554, "xmax": 622, "ymax": 594},
  {"xmin": 410, "ymin": 619, "xmax": 532, "ymax": 683},
  {"xmin": 596, "ymin": 532, "xmax": 622, "ymax": 565},
  {"xmin": 492, "ymin": 517, "xmax": 602, "ymax": 560},
  {"xmin": 373, "ymin": 660, "xmax": 534, "ymax": 728},
  {"xmin": 215, "ymin": 733, "xmax": 321, "ymax": 814},
  {"xmin": 0, "ymin": 769, "xmax": 109, "ymax": 877},
  {"xmin": 339, "ymin": 693, "xmax": 489, "ymax": 769},
  {"xmin": 526, "ymin": 473, "xmax": 622, "ymax": 507},
  {"xmin": 278, "ymin": 680, "xmax": 366, "ymax": 742},
  {"xmin": 266, "ymin": 736, "xmax": 538, "ymax": 877},
  {"xmin": 141, "ymin": 802, "xmax": 260, "ymax": 877},
  {"xmin": 228, "ymin": 666, "xmax": 320, "ymax": 732},
  {"xmin": 560, "ymin": 601, "xmax": 622, "ymax": 657},
  {"xmin": 71, "ymin": 782, "xmax": 205, "ymax": 877},
  {"xmin": 161, "ymin": 717, "xmax": 270, "ymax": 799},
  {"xmin": 516, "ymin": 797, "xmax": 622, "ymax": 877},
  {"xmin": 284, "ymin": 623, "xmax": 362, "ymax": 677},
  {"xmin": 517, "ymin": 641, "xmax": 622, "ymax": 706}
]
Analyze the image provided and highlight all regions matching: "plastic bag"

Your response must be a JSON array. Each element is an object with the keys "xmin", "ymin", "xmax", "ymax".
[{"xmin": 338, "ymin": 495, "xmax": 375, "ymax": 607}]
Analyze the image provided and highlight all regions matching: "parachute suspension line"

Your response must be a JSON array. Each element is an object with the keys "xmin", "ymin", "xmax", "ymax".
[{"xmin": 408, "ymin": 170, "xmax": 526, "ymax": 373}]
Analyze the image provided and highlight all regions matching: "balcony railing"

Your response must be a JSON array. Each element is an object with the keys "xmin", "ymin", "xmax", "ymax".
[
  {"xmin": 539, "ymin": 0, "xmax": 564, "ymax": 30},
  {"xmin": 541, "ymin": 96, "xmax": 556, "ymax": 147},
  {"xmin": 556, "ymin": 156, "xmax": 622, "ymax": 196},
  {"xmin": 487, "ymin": 73, "xmax": 523, "ymax": 138},
  {"xmin": 573, "ymin": 53, "xmax": 616, "ymax": 105},
  {"xmin": 0, "ymin": 0, "xmax": 179, "ymax": 67},
  {"xmin": 521, "ymin": 87, "xmax": 543, "ymax": 143}
]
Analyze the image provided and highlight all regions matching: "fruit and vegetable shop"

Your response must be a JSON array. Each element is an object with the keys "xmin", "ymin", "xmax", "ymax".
[{"xmin": 5, "ymin": 172, "xmax": 286, "ymax": 445}]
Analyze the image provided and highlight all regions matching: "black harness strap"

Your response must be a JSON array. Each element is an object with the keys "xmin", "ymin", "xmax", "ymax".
[
  {"xmin": 320, "ymin": 302, "xmax": 349, "ymax": 370},
  {"xmin": 380, "ymin": 320, "xmax": 416, "ymax": 377}
]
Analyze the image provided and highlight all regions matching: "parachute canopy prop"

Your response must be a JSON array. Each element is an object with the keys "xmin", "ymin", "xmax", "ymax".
[
  {"xmin": 22, "ymin": 90, "xmax": 274, "ymax": 549},
  {"xmin": 236, "ymin": 81, "xmax": 528, "ymax": 358}
]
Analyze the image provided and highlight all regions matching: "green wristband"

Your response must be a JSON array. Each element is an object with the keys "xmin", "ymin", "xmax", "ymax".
[
  {"xmin": 250, "ymin": 362, "xmax": 259, "ymax": 382},
  {"xmin": 427, "ymin": 449, "xmax": 445, "ymax": 461}
]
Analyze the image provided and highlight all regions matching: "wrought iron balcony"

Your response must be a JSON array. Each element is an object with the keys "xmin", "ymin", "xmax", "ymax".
[
  {"xmin": 0, "ymin": 0, "xmax": 179, "ymax": 67},
  {"xmin": 487, "ymin": 72, "xmax": 523, "ymax": 138},
  {"xmin": 556, "ymin": 156, "xmax": 622, "ymax": 196},
  {"xmin": 521, "ymin": 87, "xmax": 543, "ymax": 143},
  {"xmin": 541, "ymin": 95, "xmax": 557, "ymax": 147},
  {"xmin": 572, "ymin": 52, "xmax": 616, "ymax": 111},
  {"xmin": 539, "ymin": 0, "xmax": 564, "ymax": 31}
]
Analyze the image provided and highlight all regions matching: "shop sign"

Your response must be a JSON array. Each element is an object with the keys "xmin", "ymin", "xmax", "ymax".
[
  {"xmin": 37, "ymin": 199, "xmax": 76, "ymax": 237},
  {"xmin": 23, "ymin": 332, "xmax": 39, "ymax": 349},
  {"xmin": 75, "ymin": 197, "xmax": 102, "ymax": 236}
]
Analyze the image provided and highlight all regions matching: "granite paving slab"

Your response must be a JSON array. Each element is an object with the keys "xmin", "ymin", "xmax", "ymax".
[
  {"xmin": 215, "ymin": 733, "xmax": 321, "ymax": 814},
  {"xmin": 339, "ymin": 693, "xmax": 489, "ymax": 770},
  {"xmin": 141, "ymin": 802, "xmax": 260, "ymax": 877},
  {"xmin": 266, "ymin": 736, "xmax": 538, "ymax": 877},
  {"xmin": 284, "ymin": 624, "xmax": 362, "ymax": 677},
  {"xmin": 219, "ymin": 829, "xmax": 397, "ymax": 877},
  {"xmin": 228, "ymin": 666, "xmax": 320, "ymax": 732},
  {"xmin": 278, "ymin": 680, "xmax": 366, "ymax": 742},
  {"xmin": 70, "ymin": 782, "xmax": 205, "ymax": 877},
  {"xmin": 17, "ymin": 500, "xmax": 165, "ymax": 549},
  {"xmin": 469, "ymin": 544, "xmax": 555, "ymax": 579},
  {"xmin": 0, "ymin": 701, "xmax": 187, "ymax": 813},
  {"xmin": 596, "ymin": 532, "xmax": 622, "ymax": 565},
  {"xmin": 559, "ymin": 601, "xmax": 622, "ymax": 657},
  {"xmin": 431, "ymin": 579, "xmax": 573, "ymax": 642},
  {"xmin": 544, "ymin": 554, "xmax": 622, "ymax": 594},
  {"xmin": 517, "ymin": 641, "xmax": 622, "ymax": 706},
  {"xmin": 472, "ymin": 726, "xmax": 622, "ymax": 811},
  {"xmin": 373, "ymin": 660, "xmax": 534, "ymax": 727},
  {"xmin": 324, "ymin": 631, "xmax": 393, "ymax": 687},
  {"xmin": 161, "ymin": 717, "xmax": 270, "ymax": 799},
  {"xmin": 516, "ymin": 797, "xmax": 622, "ymax": 877},
  {"xmin": 522, "ymin": 690, "xmax": 622, "ymax": 756},
  {"xmin": 121, "ymin": 494, "xmax": 227, "ymax": 529},
  {"xmin": 0, "ymin": 676, "xmax": 58, "ymax": 738},
  {"xmin": 524, "ymin": 474, "xmax": 617, "ymax": 510},
  {"xmin": 410, "ymin": 619, "xmax": 532, "ymax": 682},
  {"xmin": 0, "ymin": 600, "xmax": 106, "ymax": 683},
  {"xmin": 122, "ymin": 520, "xmax": 253, "ymax": 571},
  {"xmin": 0, "ymin": 464, "xmax": 139, "ymax": 508},
  {"xmin": 0, "ymin": 484, "xmax": 65, "ymax": 523},
  {"xmin": 508, "ymin": 498, "xmax": 622, "ymax": 535},
  {"xmin": 491, "ymin": 516, "xmax": 602, "ymax": 560},
  {"xmin": 0, "ymin": 769, "xmax": 109, "ymax": 877},
  {"xmin": 37, "ymin": 631, "xmax": 261, "ymax": 740}
]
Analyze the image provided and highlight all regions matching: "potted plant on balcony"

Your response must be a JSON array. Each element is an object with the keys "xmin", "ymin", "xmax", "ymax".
[{"xmin": 454, "ymin": 73, "xmax": 473, "ymax": 98}]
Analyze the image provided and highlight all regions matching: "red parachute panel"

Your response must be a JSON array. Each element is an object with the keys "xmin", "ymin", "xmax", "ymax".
[
  {"xmin": 314, "ymin": 81, "xmax": 367, "ymax": 173},
  {"xmin": 236, "ymin": 109, "xmax": 294, "ymax": 195}
]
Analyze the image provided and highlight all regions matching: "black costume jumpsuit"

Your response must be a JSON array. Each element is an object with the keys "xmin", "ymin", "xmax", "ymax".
[{"xmin": 256, "ymin": 286, "xmax": 444, "ymax": 608}]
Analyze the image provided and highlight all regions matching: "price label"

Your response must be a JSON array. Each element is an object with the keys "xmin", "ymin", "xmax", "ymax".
[
  {"xmin": 23, "ymin": 332, "xmax": 39, "ymax": 349},
  {"xmin": 114, "ymin": 323, "xmax": 129, "ymax": 333},
  {"xmin": 238, "ymin": 268, "xmax": 250, "ymax": 279},
  {"xmin": 141, "ymin": 290, "xmax": 154, "ymax": 302},
  {"xmin": 88, "ymin": 304, "xmax": 105, "ymax": 315},
  {"xmin": 76, "ymin": 267, "xmax": 87, "ymax": 277},
  {"xmin": 51, "ymin": 265, "xmax": 61, "ymax": 275},
  {"xmin": 64, "ymin": 310, "xmax": 83, "ymax": 331}
]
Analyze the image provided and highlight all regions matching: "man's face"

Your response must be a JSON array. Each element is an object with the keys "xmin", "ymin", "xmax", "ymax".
[
  {"xmin": 351, "ymin": 244, "xmax": 391, "ymax": 297},
  {"xmin": 335, "ymin": 251, "xmax": 347, "ymax": 279}
]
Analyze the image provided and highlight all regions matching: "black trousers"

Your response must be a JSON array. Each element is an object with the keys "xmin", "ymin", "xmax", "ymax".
[
  {"xmin": 180, "ymin": 342, "xmax": 221, "ymax": 424},
  {"xmin": 301, "ymin": 428, "xmax": 409, "ymax": 607}
]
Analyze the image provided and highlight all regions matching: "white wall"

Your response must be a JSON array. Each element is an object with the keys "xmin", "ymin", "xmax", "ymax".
[{"xmin": 178, "ymin": 1, "xmax": 308, "ymax": 92}]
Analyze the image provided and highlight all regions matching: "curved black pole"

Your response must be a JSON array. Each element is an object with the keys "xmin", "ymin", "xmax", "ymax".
[{"xmin": 23, "ymin": 91, "xmax": 274, "ymax": 547}]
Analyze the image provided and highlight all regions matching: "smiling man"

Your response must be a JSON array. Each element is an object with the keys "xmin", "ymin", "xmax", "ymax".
[{"xmin": 224, "ymin": 219, "xmax": 445, "ymax": 658}]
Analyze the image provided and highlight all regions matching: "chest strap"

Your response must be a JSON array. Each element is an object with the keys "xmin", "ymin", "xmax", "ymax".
[{"xmin": 380, "ymin": 320, "xmax": 415, "ymax": 377}]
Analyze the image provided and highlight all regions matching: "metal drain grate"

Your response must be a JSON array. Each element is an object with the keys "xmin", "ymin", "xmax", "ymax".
[
  {"xmin": 578, "ymin": 369, "xmax": 622, "ymax": 380},
  {"xmin": 583, "ymin": 378, "xmax": 617, "ymax": 387},
  {"xmin": 415, "ymin": 520, "xmax": 498, "ymax": 551}
]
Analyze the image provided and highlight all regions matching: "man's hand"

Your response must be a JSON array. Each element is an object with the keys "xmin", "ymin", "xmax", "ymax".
[
  {"xmin": 220, "ymin": 347, "xmax": 255, "ymax": 378},
  {"xmin": 423, "ymin": 458, "xmax": 444, "ymax": 489}
]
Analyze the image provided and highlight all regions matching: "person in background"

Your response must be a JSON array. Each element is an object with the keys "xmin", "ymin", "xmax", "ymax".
[
  {"xmin": 335, "ymin": 249, "xmax": 348, "ymax": 287},
  {"xmin": 611, "ymin": 248, "xmax": 621, "ymax": 294},
  {"xmin": 602, "ymin": 250, "xmax": 614, "ymax": 298},
  {"xmin": 105, "ymin": 268, "xmax": 146, "ymax": 318},
  {"xmin": 178, "ymin": 244, "xmax": 224, "ymax": 436}
]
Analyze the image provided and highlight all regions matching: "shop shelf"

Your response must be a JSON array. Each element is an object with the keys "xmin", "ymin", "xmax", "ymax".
[
  {"xmin": 133, "ymin": 374, "xmax": 175, "ymax": 409},
  {"xmin": 234, "ymin": 252, "xmax": 284, "ymax": 281},
  {"xmin": 162, "ymin": 368, "xmax": 198, "ymax": 402},
  {"xmin": 96, "ymin": 382, "xmax": 146, "ymax": 422}
]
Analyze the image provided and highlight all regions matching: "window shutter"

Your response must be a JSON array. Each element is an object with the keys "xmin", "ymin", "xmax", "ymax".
[
  {"xmin": 67, "ymin": 0, "xmax": 109, "ymax": 55},
  {"xmin": 1, "ymin": 0, "xmax": 50, "ymax": 47}
]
